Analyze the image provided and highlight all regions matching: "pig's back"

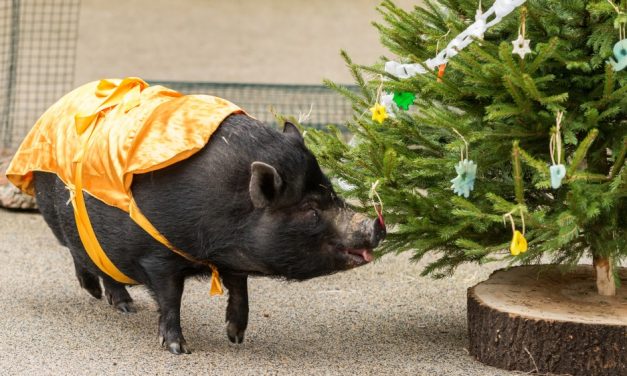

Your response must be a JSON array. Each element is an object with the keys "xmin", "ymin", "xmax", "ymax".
[{"xmin": 130, "ymin": 113, "xmax": 302, "ymax": 258}]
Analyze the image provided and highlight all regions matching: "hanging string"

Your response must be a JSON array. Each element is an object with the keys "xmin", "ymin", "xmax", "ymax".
[
  {"xmin": 369, "ymin": 180, "xmax": 385, "ymax": 226},
  {"xmin": 503, "ymin": 207, "xmax": 526, "ymax": 235},
  {"xmin": 607, "ymin": 0, "xmax": 626, "ymax": 39},
  {"xmin": 504, "ymin": 212, "xmax": 516, "ymax": 234},
  {"xmin": 435, "ymin": 29, "xmax": 452, "ymax": 57},
  {"xmin": 519, "ymin": 7, "xmax": 527, "ymax": 39},
  {"xmin": 607, "ymin": 0, "xmax": 621, "ymax": 13},
  {"xmin": 375, "ymin": 74, "xmax": 384, "ymax": 103},
  {"xmin": 65, "ymin": 184, "xmax": 76, "ymax": 206},
  {"xmin": 452, "ymin": 127, "xmax": 469, "ymax": 161},
  {"xmin": 549, "ymin": 111, "xmax": 563, "ymax": 165},
  {"xmin": 298, "ymin": 104, "xmax": 314, "ymax": 123}
]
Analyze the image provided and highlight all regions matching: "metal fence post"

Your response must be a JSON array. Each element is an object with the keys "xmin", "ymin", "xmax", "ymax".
[{"xmin": 1, "ymin": 0, "xmax": 20, "ymax": 149}]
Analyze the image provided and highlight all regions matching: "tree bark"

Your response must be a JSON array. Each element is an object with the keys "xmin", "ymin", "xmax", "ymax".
[
  {"xmin": 594, "ymin": 256, "xmax": 616, "ymax": 296},
  {"xmin": 468, "ymin": 265, "xmax": 626, "ymax": 376}
]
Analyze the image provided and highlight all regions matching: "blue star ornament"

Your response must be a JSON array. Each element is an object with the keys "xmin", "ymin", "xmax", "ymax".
[
  {"xmin": 450, "ymin": 159, "xmax": 477, "ymax": 198},
  {"xmin": 609, "ymin": 39, "xmax": 627, "ymax": 72}
]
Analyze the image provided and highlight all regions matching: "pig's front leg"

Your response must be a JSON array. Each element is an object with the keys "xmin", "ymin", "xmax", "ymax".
[
  {"xmin": 222, "ymin": 273, "xmax": 249, "ymax": 344},
  {"xmin": 146, "ymin": 271, "xmax": 190, "ymax": 354}
]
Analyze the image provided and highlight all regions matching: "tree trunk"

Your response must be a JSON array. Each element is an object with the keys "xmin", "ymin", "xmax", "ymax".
[
  {"xmin": 594, "ymin": 255, "xmax": 616, "ymax": 296},
  {"xmin": 468, "ymin": 265, "xmax": 626, "ymax": 376}
]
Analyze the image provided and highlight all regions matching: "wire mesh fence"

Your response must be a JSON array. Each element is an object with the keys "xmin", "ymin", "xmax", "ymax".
[
  {"xmin": 0, "ymin": 0, "xmax": 81, "ymax": 151},
  {"xmin": 0, "ymin": 1, "xmax": 354, "ymax": 152},
  {"xmin": 149, "ymin": 81, "xmax": 355, "ymax": 130}
]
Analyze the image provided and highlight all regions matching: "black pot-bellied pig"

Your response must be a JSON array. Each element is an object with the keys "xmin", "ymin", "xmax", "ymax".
[{"xmin": 7, "ymin": 79, "xmax": 386, "ymax": 354}]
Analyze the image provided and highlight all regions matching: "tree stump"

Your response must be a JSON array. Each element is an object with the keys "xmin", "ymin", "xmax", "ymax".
[{"xmin": 468, "ymin": 265, "xmax": 626, "ymax": 376}]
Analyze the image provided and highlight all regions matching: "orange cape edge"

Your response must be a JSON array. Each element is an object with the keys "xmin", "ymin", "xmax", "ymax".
[{"xmin": 6, "ymin": 77, "xmax": 239, "ymax": 295}]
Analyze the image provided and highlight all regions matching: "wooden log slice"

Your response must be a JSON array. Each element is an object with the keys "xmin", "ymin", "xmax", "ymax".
[{"xmin": 468, "ymin": 265, "xmax": 626, "ymax": 376}]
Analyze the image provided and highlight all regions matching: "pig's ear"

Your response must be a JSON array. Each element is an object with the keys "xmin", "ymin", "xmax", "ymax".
[
  {"xmin": 249, "ymin": 161, "xmax": 283, "ymax": 208},
  {"xmin": 283, "ymin": 121, "xmax": 303, "ymax": 144}
]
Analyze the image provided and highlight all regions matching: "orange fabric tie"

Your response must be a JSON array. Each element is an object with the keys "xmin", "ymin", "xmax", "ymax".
[
  {"xmin": 74, "ymin": 77, "xmax": 148, "ymax": 135},
  {"xmin": 73, "ymin": 153, "xmax": 137, "ymax": 284},
  {"xmin": 70, "ymin": 79, "xmax": 145, "ymax": 284}
]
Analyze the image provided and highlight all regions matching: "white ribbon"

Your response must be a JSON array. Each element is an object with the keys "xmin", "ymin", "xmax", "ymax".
[{"xmin": 385, "ymin": 0, "xmax": 526, "ymax": 79}]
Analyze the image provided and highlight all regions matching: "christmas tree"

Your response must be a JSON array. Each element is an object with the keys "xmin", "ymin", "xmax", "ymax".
[{"xmin": 306, "ymin": 0, "xmax": 626, "ymax": 295}]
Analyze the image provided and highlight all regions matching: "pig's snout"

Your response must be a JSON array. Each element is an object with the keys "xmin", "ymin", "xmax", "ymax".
[
  {"xmin": 371, "ymin": 216, "xmax": 386, "ymax": 248},
  {"xmin": 346, "ymin": 212, "xmax": 387, "ymax": 249},
  {"xmin": 334, "ymin": 211, "xmax": 387, "ymax": 268}
]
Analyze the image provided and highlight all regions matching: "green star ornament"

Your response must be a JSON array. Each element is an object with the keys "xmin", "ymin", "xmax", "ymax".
[{"xmin": 392, "ymin": 91, "xmax": 415, "ymax": 111}]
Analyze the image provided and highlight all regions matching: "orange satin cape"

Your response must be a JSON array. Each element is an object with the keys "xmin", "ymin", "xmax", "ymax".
[{"xmin": 7, "ymin": 77, "xmax": 242, "ymax": 295}]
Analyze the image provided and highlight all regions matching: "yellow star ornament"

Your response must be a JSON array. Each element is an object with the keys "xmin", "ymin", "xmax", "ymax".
[
  {"xmin": 370, "ymin": 103, "xmax": 388, "ymax": 124},
  {"xmin": 510, "ymin": 230, "xmax": 528, "ymax": 256}
]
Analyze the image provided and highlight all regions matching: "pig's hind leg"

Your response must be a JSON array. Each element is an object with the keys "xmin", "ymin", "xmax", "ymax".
[
  {"xmin": 34, "ymin": 171, "xmax": 105, "ymax": 302},
  {"xmin": 222, "ymin": 273, "xmax": 249, "ymax": 344},
  {"xmin": 102, "ymin": 276, "xmax": 135, "ymax": 313},
  {"xmin": 34, "ymin": 171, "xmax": 103, "ymax": 300},
  {"xmin": 73, "ymin": 260, "xmax": 103, "ymax": 300}
]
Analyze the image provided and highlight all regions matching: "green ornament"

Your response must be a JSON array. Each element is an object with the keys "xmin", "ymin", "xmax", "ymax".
[{"xmin": 392, "ymin": 91, "xmax": 415, "ymax": 110}]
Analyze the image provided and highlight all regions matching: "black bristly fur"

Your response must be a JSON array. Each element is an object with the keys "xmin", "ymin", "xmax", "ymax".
[{"xmin": 33, "ymin": 113, "xmax": 384, "ymax": 354}]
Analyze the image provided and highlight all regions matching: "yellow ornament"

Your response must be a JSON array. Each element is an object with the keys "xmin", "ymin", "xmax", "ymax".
[
  {"xmin": 370, "ymin": 103, "xmax": 388, "ymax": 124},
  {"xmin": 510, "ymin": 230, "xmax": 528, "ymax": 255}
]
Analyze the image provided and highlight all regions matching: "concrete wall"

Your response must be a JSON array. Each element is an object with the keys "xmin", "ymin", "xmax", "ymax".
[{"xmin": 75, "ymin": 0, "xmax": 417, "ymax": 85}]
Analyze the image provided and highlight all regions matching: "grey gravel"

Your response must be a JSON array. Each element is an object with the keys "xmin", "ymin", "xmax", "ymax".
[{"xmin": 0, "ymin": 209, "xmax": 517, "ymax": 375}]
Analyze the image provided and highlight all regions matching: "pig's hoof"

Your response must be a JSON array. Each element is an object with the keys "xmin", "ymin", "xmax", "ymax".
[
  {"xmin": 159, "ymin": 335, "xmax": 191, "ymax": 355},
  {"xmin": 77, "ymin": 273, "xmax": 102, "ymax": 299},
  {"xmin": 168, "ymin": 341, "xmax": 191, "ymax": 355},
  {"xmin": 105, "ymin": 290, "xmax": 136, "ymax": 313},
  {"xmin": 115, "ymin": 301, "xmax": 136, "ymax": 314},
  {"xmin": 226, "ymin": 321, "xmax": 245, "ymax": 344},
  {"xmin": 84, "ymin": 284, "xmax": 103, "ymax": 300}
]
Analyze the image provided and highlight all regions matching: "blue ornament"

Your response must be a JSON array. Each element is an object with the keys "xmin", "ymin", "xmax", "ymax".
[
  {"xmin": 549, "ymin": 164, "xmax": 566, "ymax": 189},
  {"xmin": 450, "ymin": 159, "xmax": 477, "ymax": 198},
  {"xmin": 608, "ymin": 39, "xmax": 627, "ymax": 72}
]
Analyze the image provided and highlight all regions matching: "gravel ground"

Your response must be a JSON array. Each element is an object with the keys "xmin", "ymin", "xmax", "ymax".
[{"xmin": 0, "ymin": 208, "xmax": 517, "ymax": 375}]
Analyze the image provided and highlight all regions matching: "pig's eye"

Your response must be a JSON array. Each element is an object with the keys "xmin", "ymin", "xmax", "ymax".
[{"xmin": 309, "ymin": 209, "xmax": 320, "ymax": 224}]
